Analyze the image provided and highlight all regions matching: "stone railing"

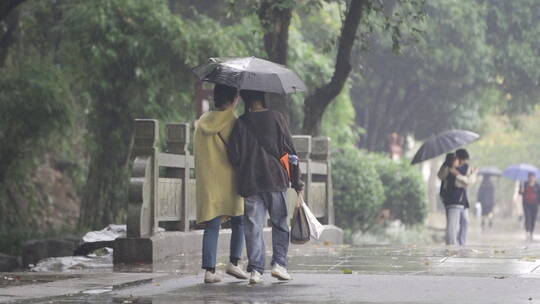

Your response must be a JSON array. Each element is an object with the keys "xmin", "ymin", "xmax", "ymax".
[{"xmin": 127, "ymin": 119, "xmax": 334, "ymax": 238}]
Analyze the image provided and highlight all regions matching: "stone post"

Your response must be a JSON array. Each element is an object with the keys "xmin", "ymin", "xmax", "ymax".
[
  {"xmin": 128, "ymin": 119, "xmax": 159, "ymax": 237},
  {"xmin": 312, "ymin": 137, "xmax": 334, "ymax": 225},
  {"xmin": 293, "ymin": 136, "xmax": 312, "ymax": 203},
  {"xmin": 166, "ymin": 123, "xmax": 191, "ymax": 231}
]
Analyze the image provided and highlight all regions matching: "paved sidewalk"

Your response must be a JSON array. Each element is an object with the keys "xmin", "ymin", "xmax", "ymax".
[
  {"xmin": 4, "ymin": 217, "xmax": 540, "ymax": 303},
  {"xmin": 0, "ymin": 272, "xmax": 168, "ymax": 303}
]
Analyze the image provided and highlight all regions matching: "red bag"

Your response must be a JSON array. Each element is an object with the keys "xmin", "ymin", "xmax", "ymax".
[{"xmin": 280, "ymin": 153, "xmax": 291, "ymax": 179}]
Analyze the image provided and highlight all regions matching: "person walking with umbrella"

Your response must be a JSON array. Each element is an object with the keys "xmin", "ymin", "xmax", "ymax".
[
  {"xmin": 477, "ymin": 175, "xmax": 496, "ymax": 229},
  {"xmin": 453, "ymin": 149, "xmax": 477, "ymax": 245},
  {"xmin": 227, "ymin": 90, "xmax": 304, "ymax": 284},
  {"xmin": 438, "ymin": 149, "xmax": 477, "ymax": 245},
  {"xmin": 438, "ymin": 153, "xmax": 461, "ymax": 245},
  {"xmin": 519, "ymin": 172, "xmax": 540, "ymax": 242},
  {"xmin": 194, "ymin": 84, "xmax": 249, "ymax": 283},
  {"xmin": 503, "ymin": 164, "xmax": 540, "ymax": 236},
  {"xmin": 193, "ymin": 56, "xmax": 307, "ymax": 284}
]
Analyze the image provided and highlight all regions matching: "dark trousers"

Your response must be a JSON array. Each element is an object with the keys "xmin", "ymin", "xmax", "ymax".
[{"xmin": 523, "ymin": 202, "xmax": 538, "ymax": 233}]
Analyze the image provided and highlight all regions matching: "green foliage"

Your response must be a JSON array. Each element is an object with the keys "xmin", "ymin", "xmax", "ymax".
[
  {"xmin": 354, "ymin": 0, "xmax": 496, "ymax": 151},
  {"xmin": 483, "ymin": 0, "xmax": 540, "ymax": 114},
  {"xmin": 0, "ymin": 62, "xmax": 72, "ymax": 230},
  {"xmin": 332, "ymin": 147, "xmax": 386, "ymax": 233},
  {"xmin": 354, "ymin": 0, "xmax": 540, "ymax": 151},
  {"xmin": 0, "ymin": 62, "xmax": 72, "ymax": 179},
  {"xmin": 367, "ymin": 154, "xmax": 427, "ymax": 226},
  {"xmin": 59, "ymin": 0, "xmax": 266, "ymax": 228},
  {"xmin": 320, "ymin": 88, "xmax": 362, "ymax": 148}
]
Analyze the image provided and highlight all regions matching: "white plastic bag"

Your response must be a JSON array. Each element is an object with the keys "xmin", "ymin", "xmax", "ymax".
[{"xmin": 299, "ymin": 195, "xmax": 325, "ymax": 240}]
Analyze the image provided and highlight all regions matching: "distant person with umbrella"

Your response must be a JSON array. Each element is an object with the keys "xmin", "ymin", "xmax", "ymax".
[
  {"xmin": 519, "ymin": 172, "xmax": 540, "ymax": 242},
  {"xmin": 503, "ymin": 164, "xmax": 540, "ymax": 239},
  {"xmin": 452, "ymin": 149, "xmax": 477, "ymax": 245},
  {"xmin": 477, "ymin": 176, "xmax": 495, "ymax": 229},
  {"xmin": 412, "ymin": 130, "xmax": 479, "ymax": 246},
  {"xmin": 438, "ymin": 153, "xmax": 461, "ymax": 245},
  {"xmin": 438, "ymin": 150, "xmax": 477, "ymax": 245}
]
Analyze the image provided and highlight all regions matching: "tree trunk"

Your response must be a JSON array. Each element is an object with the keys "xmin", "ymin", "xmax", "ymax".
[
  {"xmin": 0, "ymin": 3, "xmax": 21, "ymax": 67},
  {"xmin": 303, "ymin": 0, "xmax": 370, "ymax": 135},
  {"xmin": 78, "ymin": 94, "xmax": 133, "ymax": 229},
  {"xmin": 258, "ymin": 0, "xmax": 293, "ymax": 119},
  {"xmin": 0, "ymin": 0, "xmax": 26, "ymax": 22}
]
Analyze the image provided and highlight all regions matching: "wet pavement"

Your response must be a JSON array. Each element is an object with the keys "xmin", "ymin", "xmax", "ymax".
[{"xmin": 3, "ymin": 218, "xmax": 540, "ymax": 303}]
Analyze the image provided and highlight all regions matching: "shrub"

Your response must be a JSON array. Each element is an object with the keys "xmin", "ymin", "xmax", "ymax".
[
  {"xmin": 368, "ymin": 154, "xmax": 427, "ymax": 226},
  {"xmin": 0, "ymin": 63, "xmax": 72, "ymax": 231},
  {"xmin": 332, "ymin": 147, "xmax": 385, "ymax": 233}
]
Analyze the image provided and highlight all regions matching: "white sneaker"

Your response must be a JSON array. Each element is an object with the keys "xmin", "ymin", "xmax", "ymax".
[
  {"xmin": 271, "ymin": 264, "xmax": 291, "ymax": 281},
  {"xmin": 204, "ymin": 270, "xmax": 222, "ymax": 284},
  {"xmin": 249, "ymin": 270, "xmax": 263, "ymax": 284},
  {"xmin": 225, "ymin": 263, "xmax": 249, "ymax": 280}
]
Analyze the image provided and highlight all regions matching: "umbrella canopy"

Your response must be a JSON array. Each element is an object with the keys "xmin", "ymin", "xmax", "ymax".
[
  {"xmin": 478, "ymin": 166, "xmax": 502, "ymax": 176},
  {"xmin": 192, "ymin": 57, "xmax": 307, "ymax": 94},
  {"xmin": 502, "ymin": 163, "xmax": 540, "ymax": 181},
  {"xmin": 411, "ymin": 129, "xmax": 480, "ymax": 165}
]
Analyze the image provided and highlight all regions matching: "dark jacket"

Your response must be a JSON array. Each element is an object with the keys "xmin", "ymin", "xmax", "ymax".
[
  {"xmin": 438, "ymin": 164, "xmax": 468, "ymax": 207},
  {"xmin": 227, "ymin": 110, "xmax": 304, "ymax": 198},
  {"xmin": 440, "ymin": 168, "xmax": 461, "ymax": 206},
  {"xmin": 477, "ymin": 179, "xmax": 495, "ymax": 207},
  {"xmin": 456, "ymin": 163, "xmax": 470, "ymax": 208},
  {"xmin": 477, "ymin": 178, "xmax": 495, "ymax": 214}
]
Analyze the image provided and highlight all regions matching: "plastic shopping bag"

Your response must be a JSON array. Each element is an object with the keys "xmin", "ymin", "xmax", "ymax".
[
  {"xmin": 300, "ymin": 196, "xmax": 325, "ymax": 240},
  {"xmin": 290, "ymin": 197, "xmax": 310, "ymax": 244}
]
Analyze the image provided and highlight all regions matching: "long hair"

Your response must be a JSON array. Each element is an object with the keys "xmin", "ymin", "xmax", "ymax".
[{"xmin": 443, "ymin": 153, "xmax": 456, "ymax": 167}]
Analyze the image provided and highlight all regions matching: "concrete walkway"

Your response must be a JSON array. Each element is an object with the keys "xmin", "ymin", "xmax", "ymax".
[{"xmin": 3, "ymin": 217, "xmax": 540, "ymax": 303}]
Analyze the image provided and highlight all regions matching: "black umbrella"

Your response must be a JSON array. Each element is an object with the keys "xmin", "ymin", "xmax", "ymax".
[
  {"xmin": 478, "ymin": 166, "xmax": 502, "ymax": 176},
  {"xmin": 411, "ymin": 129, "xmax": 480, "ymax": 165},
  {"xmin": 192, "ymin": 57, "xmax": 307, "ymax": 94}
]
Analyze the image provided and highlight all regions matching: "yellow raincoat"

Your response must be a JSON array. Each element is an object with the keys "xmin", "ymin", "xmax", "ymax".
[{"xmin": 194, "ymin": 109, "xmax": 243, "ymax": 223}]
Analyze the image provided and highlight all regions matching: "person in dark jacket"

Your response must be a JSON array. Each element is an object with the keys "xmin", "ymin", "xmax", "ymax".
[
  {"xmin": 477, "ymin": 176, "xmax": 495, "ymax": 229},
  {"xmin": 438, "ymin": 153, "xmax": 462, "ymax": 245},
  {"xmin": 227, "ymin": 89, "xmax": 304, "ymax": 284},
  {"xmin": 452, "ymin": 149, "xmax": 477, "ymax": 246},
  {"xmin": 520, "ymin": 172, "xmax": 540, "ymax": 242},
  {"xmin": 438, "ymin": 149, "xmax": 477, "ymax": 246}
]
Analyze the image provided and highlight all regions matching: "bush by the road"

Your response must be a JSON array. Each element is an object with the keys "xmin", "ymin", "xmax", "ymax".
[
  {"xmin": 368, "ymin": 154, "xmax": 427, "ymax": 226},
  {"xmin": 332, "ymin": 147, "xmax": 385, "ymax": 233},
  {"xmin": 332, "ymin": 148, "xmax": 427, "ymax": 237}
]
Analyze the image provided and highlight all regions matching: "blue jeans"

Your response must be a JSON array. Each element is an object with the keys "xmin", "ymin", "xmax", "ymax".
[
  {"xmin": 244, "ymin": 191, "xmax": 289, "ymax": 274},
  {"xmin": 445, "ymin": 205, "xmax": 468, "ymax": 246},
  {"xmin": 458, "ymin": 208, "xmax": 469, "ymax": 246},
  {"xmin": 202, "ymin": 215, "xmax": 244, "ymax": 269}
]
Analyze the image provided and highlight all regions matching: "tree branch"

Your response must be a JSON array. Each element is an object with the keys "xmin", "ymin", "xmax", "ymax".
[
  {"xmin": 258, "ymin": 0, "xmax": 292, "ymax": 65},
  {"xmin": 303, "ymin": 0, "xmax": 371, "ymax": 135},
  {"xmin": 258, "ymin": 0, "xmax": 293, "ymax": 119}
]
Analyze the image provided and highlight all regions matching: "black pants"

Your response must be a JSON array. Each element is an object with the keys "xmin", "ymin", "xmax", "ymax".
[{"xmin": 523, "ymin": 202, "xmax": 538, "ymax": 233}]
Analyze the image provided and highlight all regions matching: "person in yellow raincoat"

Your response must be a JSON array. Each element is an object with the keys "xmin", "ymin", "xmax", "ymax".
[{"xmin": 194, "ymin": 84, "xmax": 248, "ymax": 283}]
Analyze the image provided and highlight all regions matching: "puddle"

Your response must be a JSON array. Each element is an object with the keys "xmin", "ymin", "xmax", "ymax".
[{"xmin": 83, "ymin": 286, "xmax": 113, "ymax": 294}]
